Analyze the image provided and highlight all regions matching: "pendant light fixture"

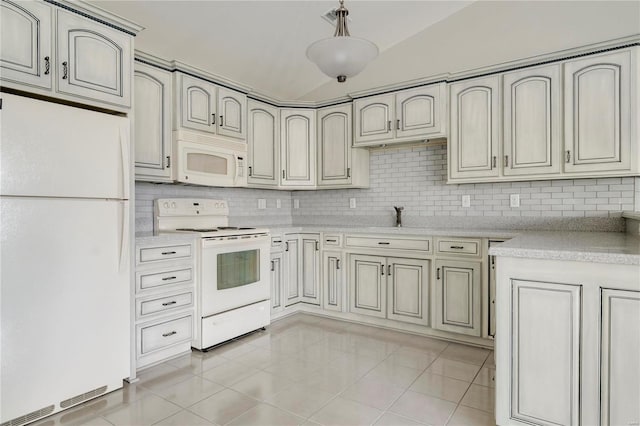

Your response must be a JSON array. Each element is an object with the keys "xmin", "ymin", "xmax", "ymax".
[{"xmin": 306, "ymin": 0, "xmax": 378, "ymax": 83}]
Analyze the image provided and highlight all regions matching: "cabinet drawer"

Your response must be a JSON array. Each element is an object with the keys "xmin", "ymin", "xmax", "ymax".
[
  {"xmin": 138, "ymin": 291, "xmax": 193, "ymax": 318},
  {"xmin": 140, "ymin": 315, "xmax": 192, "ymax": 355},
  {"xmin": 138, "ymin": 244, "xmax": 192, "ymax": 263},
  {"xmin": 136, "ymin": 267, "xmax": 193, "ymax": 292},
  {"xmin": 323, "ymin": 234, "xmax": 342, "ymax": 247},
  {"xmin": 271, "ymin": 236, "xmax": 284, "ymax": 251},
  {"xmin": 436, "ymin": 238, "xmax": 480, "ymax": 256},
  {"xmin": 346, "ymin": 236, "xmax": 430, "ymax": 251}
]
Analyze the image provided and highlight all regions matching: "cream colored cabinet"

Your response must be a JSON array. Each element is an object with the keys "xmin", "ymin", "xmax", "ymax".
[
  {"xmin": 300, "ymin": 234, "xmax": 321, "ymax": 305},
  {"xmin": 178, "ymin": 73, "xmax": 217, "ymax": 134},
  {"xmin": 322, "ymin": 251, "xmax": 343, "ymax": 312},
  {"xmin": 353, "ymin": 84, "xmax": 446, "ymax": 146},
  {"xmin": 317, "ymin": 104, "xmax": 369, "ymax": 188},
  {"xmin": 280, "ymin": 109, "xmax": 316, "ymax": 187},
  {"xmin": 449, "ymin": 76, "xmax": 500, "ymax": 180},
  {"xmin": 283, "ymin": 235, "xmax": 300, "ymax": 306},
  {"xmin": 270, "ymin": 251, "xmax": 284, "ymax": 314},
  {"xmin": 217, "ymin": 87, "xmax": 246, "ymax": 140},
  {"xmin": 0, "ymin": 0, "xmax": 52, "ymax": 90},
  {"xmin": 134, "ymin": 62, "xmax": 173, "ymax": 182},
  {"xmin": 349, "ymin": 253, "xmax": 429, "ymax": 325},
  {"xmin": 433, "ymin": 259, "xmax": 482, "ymax": 336},
  {"xmin": 503, "ymin": 64, "xmax": 562, "ymax": 177},
  {"xmin": 248, "ymin": 100, "xmax": 279, "ymax": 187},
  {"xmin": 564, "ymin": 50, "xmax": 633, "ymax": 173},
  {"xmin": 56, "ymin": 10, "xmax": 131, "ymax": 107}
]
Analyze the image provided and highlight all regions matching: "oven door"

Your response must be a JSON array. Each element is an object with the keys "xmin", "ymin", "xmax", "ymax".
[
  {"xmin": 200, "ymin": 235, "xmax": 270, "ymax": 317},
  {"xmin": 175, "ymin": 139, "xmax": 247, "ymax": 187}
]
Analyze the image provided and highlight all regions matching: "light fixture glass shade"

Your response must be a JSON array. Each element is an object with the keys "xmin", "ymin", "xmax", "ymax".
[{"xmin": 306, "ymin": 36, "xmax": 378, "ymax": 82}]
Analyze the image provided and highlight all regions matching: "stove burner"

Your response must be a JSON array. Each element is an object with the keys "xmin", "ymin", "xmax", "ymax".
[{"xmin": 176, "ymin": 228, "xmax": 218, "ymax": 232}]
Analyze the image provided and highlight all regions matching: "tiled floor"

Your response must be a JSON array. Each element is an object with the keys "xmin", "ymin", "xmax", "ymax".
[{"xmin": 34, "ymin": 314, "xmax": 496, "ymax": 426}]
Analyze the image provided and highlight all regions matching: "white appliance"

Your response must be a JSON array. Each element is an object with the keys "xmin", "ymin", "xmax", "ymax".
[
  {"xmin": 0, "ymin": 94, "xmax": 130, "ymax": 424},
  {"xmin": 173, "ymin": 130, "xmax": 247, "ymax": 187},
  {"xmin": 155, "ymin": 199, "xmax": 270, "ymax": 350}
]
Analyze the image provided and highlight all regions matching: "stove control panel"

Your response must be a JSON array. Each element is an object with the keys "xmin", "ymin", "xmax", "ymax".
[{"xmin": 156, "ymin": 198, "xmax": 229, "ymax": 217}]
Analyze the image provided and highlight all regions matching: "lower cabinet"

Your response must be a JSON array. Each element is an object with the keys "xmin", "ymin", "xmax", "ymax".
[
  {"xmin": 283, "ymin": 233, "xmax": 321, "ymax": 306},
  {"xmin": 322, "ymin": 251, "xmax": 343, "ymax": 312},
  {"xmin": 433, "ymin": 259, "xmax": 482, "ymax": 336},
  {"xmin": 270, "ymin": 251, "xmax": 284, "ymax": 314},
  {"xmin": 349, "ymin": 254, "xmax": 430, "ymax": 325}
]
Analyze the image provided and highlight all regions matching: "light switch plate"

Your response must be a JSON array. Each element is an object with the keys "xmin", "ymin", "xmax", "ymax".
[
  {"xmin": 349, "ymin": 198, "xmax": 357, "ymax": 209},
  {"xmin": 257, "ymin": 199, "xmax": 266, "ymax": 209},
  {"xmin": 294, "ymin": 199, "xmax": 300, "ymax": 209},
  {"xmin": 462, "ymin": 195, "xmax": 471, "ymax": 208},
  {"xmin": 510, "ymin": 194, "xmax": 520, "ymax": 208},
  {"xmin": 276, "ymin": 199, "xmax": 281, "ymax": 209}
]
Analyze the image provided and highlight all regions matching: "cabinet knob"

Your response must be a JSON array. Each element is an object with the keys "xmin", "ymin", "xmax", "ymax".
[
  {"xmin": 166, "ymin": 156, "xmax": 171, "ymax": 168},
  {"xmin": 62, "ymin": 61, "xmax": 68, "ymax": 80},
  {"xmin": 211, "ymin": 114, "xmax": 216, "ymax": 125},
  {"xmin": 162, "ymin": 331, "xmax": 177, "ymax": 337},
  {"xmin": 336, "ymin": 259, "xmax": 340, "ymax": 270},
  {"xmin": 387, "ymin": 120, "xmax": 392, "ymax": 132},
  {"xmin": 248, "ymin": 166, "xmax": 252, "ymax": 177},
  {"xmin": 492, "ymin": 156, "xmax": 497, "ymax": 169},
  {"xmin": 504, "ymin": 155, "xmax": 509, "ymax": 167},
  {"xmin": 387, "ymin": 265, "xmax": 392, "ymax": 276},
  {"xmin": 220, "ymin": 115, "xmax": 224, "ymax": 126},
  {"xmin": 44, "ymin": 56, "xmax": 50, "ymax": 75},
  {"xmin": 396, "ymin": 119, "xmax": 400, "ymax": 130},
  {"xmin": 436, "ymin": 267, "xmax": 441, "ymax": 280},
  {"xmin": 270, "ymin": 260, "xmax": 275, "ymax": 271},
  {"xmin": 161, "ymin": 300, "xmax": 177, "ymax": 306},
  {"xmin": 565, "ymin": 150, "xmax": 571, "ymax": 163}
]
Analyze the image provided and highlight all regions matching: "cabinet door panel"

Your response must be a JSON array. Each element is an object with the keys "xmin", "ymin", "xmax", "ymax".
[
  {"xmin": 281, "ymin": 110, "xmax": 315, "ymax": 186},
  {"xmin": 349, "ymin": 254, "xmax": 386, "ymax": 318},
  {"xmin": 56, "ymin": 10, "xmax": 131, "ymax": 107},
  {"xmin": 283, "ymin": 237, "xmax": 299, "ymax": 306},
  {"xmin": 318, "ymin": 105, "xmax": 351, "ymax": 185},
  {"xmin": 0, "ymin": 0, "xmax": 52, "ymax": 89},
  {"xmin": 503, "ymin": 65, "xmax": 561, "ymax": 176},
  {"xmin": 218, "ymin": 87, "xmax": 246, "ymax": 139},
  {"xmin": 248, "ymin": 101, "xmax": 279, "ymax": 186},
  {"xmin": 434, "ymin": 259, "xmax": 481, "ymax": 336},
  {"xmin": 134, "ymin": 62, "xmax": 172, "ymax": 181},
  {"xmin": 601, "ymin": 289, "xmax": 640, "ymax": 426},
  {"xmin": 511, "ymin": 280, "xmax": 581, "ymax": 426},
  {"xmin": 564, "ymin": 51, "xmax": 631, "ymax": 172},
  {"xmin": 449, "ymin": 76, "xmax": 500, "ymax": 179},
  {"xmin": 180, "ymin": 74, "xmax": 216, "ymax": 134},
  {"xmin": 270, "ymin": 252, "xmax": 283, "ymax": 313},
  {"xmin": 322, "ymin": 251, "xmax": 342, "ymax": 312},
  {"xmin": 353, "ymin": 94, "xmax": 394, "ymax": 145},
  {"xmin": 387, "ymin": 257, "xmax": 429, "ymax": 325},
  {"xmin": 300, "ymin": 235, "xmax": 320, "ymax": 304},
  {"xmin": 396, "ymin": 85, "xmax": 444, "ymax": 139}
]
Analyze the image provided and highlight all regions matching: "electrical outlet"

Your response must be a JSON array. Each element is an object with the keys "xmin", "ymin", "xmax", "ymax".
[
  {"xmin": 462, "ymin": 195, "xmax": 471, "ymax": 208},
  {"xmin": 293, "ymin": 199, "xmax": 300, "ymax": 209},
  {"xmin": 349, "ymin": 198, "xmax": 357, "ymax": 209},
  {"xmin": 510, "ymin": 194, "xmax": 520, "ymax": 208},
  {"xmin": 257, "ymin": 199, "xmax": 266, "ymax": 209},
  {"xmin": 276, "ymin": 199, "xmax": 281, "ymax": 209}
]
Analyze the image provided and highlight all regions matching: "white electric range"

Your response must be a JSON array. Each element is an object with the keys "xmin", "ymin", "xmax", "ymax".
[{"xmin": 155, "ymin": 198, "xmax": 270, "ymax": 350}]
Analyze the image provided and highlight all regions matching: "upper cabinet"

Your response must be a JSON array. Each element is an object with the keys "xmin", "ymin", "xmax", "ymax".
[
  {"xmin": 564, "ymin": 50, "xmax": 632, "ymax": 173},
  {"xmin": 247, "ymin": 100, "xmax": 280, "ymax": 187},
  {"xmin": 448, "ymin": 76, "xmax": 501, "ymax": 180},
  {"xmin": 0, "ymin": 1, "xmax": 136, "ymax": 111},
  {"xmin": 0, "ymin": 0, "xmax": 52, "ymax": 90},
  {"xmin": 134, "ymin": 61, "xmax": 173, "ymax": 182},
  {"xmin": 176, "ymin": 72, "xmax": 246, "ymax": 140},
  {"xmin": 280, "ymin": 109, "xmax": 316, "ymax": 187},
  {"xmin": 317, "ymin": 104, "xmax": 369, "ymax": 188},
  {"xmin": 353, "ymin": 83, "xmax": 447, "ymax": 147}
]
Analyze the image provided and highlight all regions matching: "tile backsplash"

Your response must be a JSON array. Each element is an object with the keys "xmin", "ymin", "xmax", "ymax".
[{"xmin": 135, "ymin": 144, "xmax": 635, "ymax": 234}]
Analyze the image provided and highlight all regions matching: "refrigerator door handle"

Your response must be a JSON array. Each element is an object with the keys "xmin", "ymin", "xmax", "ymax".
[
  {"xmin": 119, "ymin": 201, "xmax": 129, "ymax": 273},
  {"xmin": 120, "ymin": 123, "xmax": 130, "ymax": 200}
]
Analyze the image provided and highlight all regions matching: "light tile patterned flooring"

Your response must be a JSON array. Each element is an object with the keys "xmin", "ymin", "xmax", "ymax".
[{"xmin": 34, "ymin": 314, "xmax": 496, "ymax": 426}]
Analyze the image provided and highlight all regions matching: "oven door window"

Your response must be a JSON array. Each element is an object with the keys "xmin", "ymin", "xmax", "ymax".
[{"xmin": 217, "ymin": 249, "xmax": 260, "ymax": 290}]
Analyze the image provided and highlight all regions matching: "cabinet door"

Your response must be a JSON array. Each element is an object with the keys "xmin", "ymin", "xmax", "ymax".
[
  {"xmin": 300, "ymin": 234, "xmax": 321, "ymax": 305},
  {"xmin": 433, "ymin": 259, "xmax": 481, "ymax": 336},
  {"xmin": 387, "ymin": 257, "xmax": 429, "ymax": 326},
  {"xmin": 247, "ymin": 100, "xmax": 279, "ymax": 186},
  {"xmin": 283, "ymin": 236, "xmax": 300, "ymax": 306},
  {"xmin": 270, "ymin": 252, "xmax": 284, "ymax": 313},
  {"xmin": 349, "ymin": 254, "xmax": 386, "ymax": 318},
  {"xmin": 56, "ymin": 10, "xmax": 131, "ymax": 107},
  {"xmin": 396, "ymin": 84, "xmax": 445, "ymax": 139},
  {"xmin": 134, "ymin": 62, "xmax": 172, "ymax": 181},
  {"xmin": 179, "ymin": 73, "xmax": 217, "ymax": 134},
  {"xmin": 281, "ymin": 109, "xmax": 316, "ymax": 187},
  {"xmin": 600, "ymin": 289, "xmax": 639, "ymax": 426},
  {"xmin": 322, "ymin": 251, "xmax": 342, "ymax": 312},
  {"xmin": 353, "ymin": 94, "xmax": 395, "ymax": 145},
  {"xmin": 503, "ymin": 65, "xmax": 561, "ymax": 176},
  {"xmin": 564, "ymin": 50, "xmax": 632, "ymax": 173},
  {"xmin": 449, "ymin": 76, "xmax": 500, "ymax": 179},
  {"xmin": 317, "ymin": 104, "xmax": 352, "ymax": 186},
  {"xmin": 510, "ymin": 280, "xmax": 581, "ymax": 426},
  {"xmin": 217, "ymin": 87, "xmax": 246, "ymax": 140},
  {"xmin": 0, "ymin": 0, "xmax": 52, "ymax": 89}
]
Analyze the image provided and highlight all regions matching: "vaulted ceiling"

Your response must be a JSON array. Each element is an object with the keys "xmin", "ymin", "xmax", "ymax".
[{"xmin": 92, "ymin": 0, "xmax": 640, "ymax": 102}]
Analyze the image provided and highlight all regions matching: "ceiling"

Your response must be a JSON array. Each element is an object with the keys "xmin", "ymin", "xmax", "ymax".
[{"xmin": 92, "ymin": 0, "xmax": 640, "ymax": 103}]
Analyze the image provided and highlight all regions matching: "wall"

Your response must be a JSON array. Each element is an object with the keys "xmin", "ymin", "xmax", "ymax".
[{"xmin": 292, "ymin": 144, "xmax": 634, "ymax": 232}]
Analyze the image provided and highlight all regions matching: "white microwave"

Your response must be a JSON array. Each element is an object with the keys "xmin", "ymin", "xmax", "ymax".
[{"xmin": 173, "ymin": 131, "xmax": 247, "ymax": 187}]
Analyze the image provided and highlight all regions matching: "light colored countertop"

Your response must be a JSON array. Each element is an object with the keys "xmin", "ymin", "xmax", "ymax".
[{"xmin": 265, "ymin": 225, "xmax": 519, "ymax": 239}]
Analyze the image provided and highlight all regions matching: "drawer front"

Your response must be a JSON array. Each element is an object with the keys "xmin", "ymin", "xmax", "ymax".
[
  {"xmin": 323, "ymin": 234, "xmax": 343, "ymax": 247},
  {"xmin": 138, "ymin": 244, "xmax": 192, "ymax": 263},
  {"xmin": 137, "ymin": 267, "xmax": 193, "ymax": 292},
  {"xmin": 140, "ymin": 315, "xmax": 192, "ymax": 355},
  {"xmin": 436, "ymin": 239, "xmax": 480, "ymax": 256},
  {"xmin": 138, "ymin": 292, "xmax": 193, "ymax": 318},
  {"xmin": 271, "ymin": 236, "xmax": 284, "ymax": 251},
  {"xmin": 346, "ymin": 236, "xmax": 430, "ymax": 251}
]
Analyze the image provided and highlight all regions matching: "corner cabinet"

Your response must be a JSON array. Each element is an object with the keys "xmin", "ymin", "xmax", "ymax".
[
  {"xmin": 247, "ymin": 100, "xmax": 280, "ymax": 187},
  {"xmin": 353, "ymin": 83, "xmax": 447, "ymax": 147},
  {"xmin": 280, "ymin": 109, "xmax": 316, "ymax": 187},
  {"xmin": 134, "ymin": 61, "xmax": 173, "ymax": 182},
  {"xmin": 282, "ymin": 233, "xmax": 321, "ymax": 306}
]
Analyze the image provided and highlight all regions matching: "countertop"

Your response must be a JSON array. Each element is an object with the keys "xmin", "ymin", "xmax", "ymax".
[{"xmin": 264, "ymin": 225, "xmax": 519, "ymax": 239}]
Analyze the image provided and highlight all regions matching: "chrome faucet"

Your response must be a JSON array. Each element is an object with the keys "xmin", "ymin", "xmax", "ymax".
[{"xmin": 394, "ymin": 206, "xmax": 404, "ymax": 227}]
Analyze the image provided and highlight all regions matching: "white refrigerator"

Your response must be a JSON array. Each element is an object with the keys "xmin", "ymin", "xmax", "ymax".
[{"xmin": 0, "ymin": 93, "xmax": 131, "ymax": 424}]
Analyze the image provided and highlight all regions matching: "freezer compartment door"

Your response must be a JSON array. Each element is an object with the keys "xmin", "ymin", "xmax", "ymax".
[
  {"xmin": 0, "ymin": 197, "xmax": 130, "ymax": 422},
  {"xmin": 0, "ymin": 93, "xmax": 129, "ymax": 199}
]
